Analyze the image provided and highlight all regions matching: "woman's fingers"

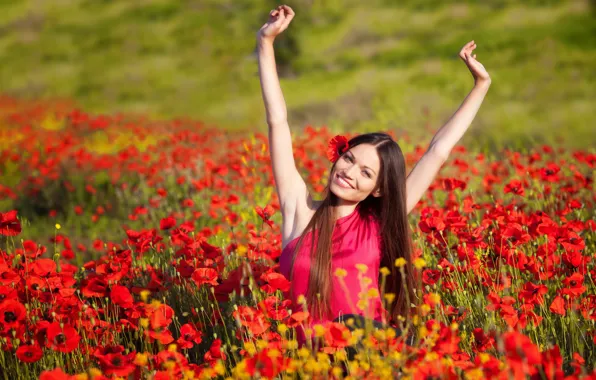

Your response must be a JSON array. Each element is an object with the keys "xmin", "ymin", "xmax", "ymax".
[
  {"xmin": 279, "ymin": 6, "xmax": 294, "ymax": 30},
  {"xmin": 282, "ymin": 4, "xmax": 295, "ymax": 16},
  {"xmin": 460, "ymin": 40, "xmax": 478, "ymax": 61},
  {"xmin": 459, "ymin": 49, "xmax": 467, "ymax": 61}
]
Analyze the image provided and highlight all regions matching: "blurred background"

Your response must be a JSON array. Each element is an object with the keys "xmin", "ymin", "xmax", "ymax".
[{"xmin": 0, "ymin": 0, "xmax": 594, "ymax": 151}]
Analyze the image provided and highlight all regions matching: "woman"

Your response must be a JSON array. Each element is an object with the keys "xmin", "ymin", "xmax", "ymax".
[{"xmin": 256, "ymin": 5, "xmax": 491, "ymax": 345}]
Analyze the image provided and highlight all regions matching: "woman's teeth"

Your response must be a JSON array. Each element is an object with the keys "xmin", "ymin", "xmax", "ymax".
[{"xmin": 337, "ymin": 175, "xmax": 351, "ymax": 188}]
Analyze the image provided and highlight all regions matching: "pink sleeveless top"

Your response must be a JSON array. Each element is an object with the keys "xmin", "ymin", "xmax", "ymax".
[{"xmin": 279, "ymin": 205, "xmax": 385, "ymax": 344}]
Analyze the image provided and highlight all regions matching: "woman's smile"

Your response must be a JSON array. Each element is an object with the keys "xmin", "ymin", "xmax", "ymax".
[{"xmin": 334, "ymin": 173, "xmax": 354, "ymax": 189}]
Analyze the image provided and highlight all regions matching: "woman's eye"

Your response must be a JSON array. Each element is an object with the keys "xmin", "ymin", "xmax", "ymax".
[{"xmin": 363, "ymin": 171, "xmax": 371, "ymax": 178}]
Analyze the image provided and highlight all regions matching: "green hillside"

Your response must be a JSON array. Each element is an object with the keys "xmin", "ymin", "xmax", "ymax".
[{"xmin": 0, "ymin": 0, "xmax": 594, "ymax": 150}]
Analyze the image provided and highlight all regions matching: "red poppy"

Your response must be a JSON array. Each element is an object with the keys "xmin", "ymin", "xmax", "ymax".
[
  {"xmin": 154, "ymin": 350, "xmax": 188, "ymax": 375},
  {"xmin": 260, "ymin": 272, "xmax": 291, "ymax": 293},
  {"xmin": 497, "ymin": 223, "xmax": 531, "ymax": 248},
  {"xmin": 431, "ymin": 321, "xmax": 460, "ymax": 355},
  {"xmin": 245, "ymin": 348, "xmax": 292, "ymax": 379},
  {"xmin": 255, "ymin": 204, "xmax": 276, "ymax": 227},
  {"xmin": 21, "ymin": 240, "xmax": 47, "ymax": 258},
  {"xmin": 558, "ymin": 231, "xmax": 585, "ymax": 252},
  {"xmin": 191, "ymin": 268, "xmax": 219, "ymax": 288},
  {"xmin": 177, "ymin": 323, "xmax": 203, "ymax": 349},
  {"xmin": 0, "ymin": 210, "xmax": 21, "ymax": 236},
  {"xmin": 501, "ymin": 331, "xmax": 541, "ymax": 378},
  {"xmin": 200, "ymin": 241, "xmax": 223, "ymax": 259},
  {"xmin": 561, "ymin": 273, "xmax": 586, "ymax": 298},
  {"xmin": 146, "ymin": 303, "xmax": 175, "ymax": 329},
  {"xmin": 46, "ymin": 322, "xmax": 80, "ymax": 353},
  {"xmin": 159, "ymin": 216, "xmax": 176, "ymax": 230},
  {"xmin": 549, "ymin": 295, "xmax": 566, "ymax": 316},
  {"xmin": 16, "ymin": 344, "xmax": 44, "ymax": 363},
  {"xmin": 212, "ymin": 277, "xmax": 243, "ymax": 303},
  {"xmin": 570, "ymin": 352, "xmax": 585, "ymax": 375},
  {"xmin": 518, "ymin": 282, "xmax": 548, "ymax": 306},
  {"xmin": 418, "ymin": 211, "xmax": 446, "ymax": 234},
  {"xmin": 30, "ymin": 258, "xmax": 57, "ymax": 277},
  {"xmin": 233, "ymin": 305, "xmax": 271, "ymax": 335},
  {"xmin": 110, "ymin": 285, "xmax": 134, "ymax": 309},
  {"xmin": 285, "ymin": 311, "xmax": 309, "ymax": 328},
  {"xmin": 203, "ymin": 338, "xmax": 226, "ymax": 366},
  {"xmin": 540, "ymin": 346, "xmax": 564, "ymax": 379},
  {"xmin": 146, "ymin": 329, "xmax": 174, "ymax": 345},
  {"xmin": 580, "ymin": 295, "xmax": 596, "ymax": 321},
  {"xmin": 39, "ymin": 368, "xmax": 76, "ymax": 380},
  {"xmin": 81, "ymin": 276, "xmax": 109, "ymax": 298},
  {"xmin": 539, "ymin": 162, "xmax": 561, "ymax": 182},
  {"xmin": 422, "ymin": 269, "xmax": 441, "ymax": 285},
  {"xmin": 93, "ymin": 345, "xmax": 136, "ymax": 377},
  {"xmin": 504, "ymin": 179, "xmax": 525, "ymax": 196},
  {"xmin": 442, "ymin": 178, "xmax": 467, "ymax": 191},
  {"xmin": 472, "ymin": 328, "xmax": 494, "ymax": 352},
  {"xmin": 0, "ymin": 299, "xmax": 27, "ymax": 331},
  {"xmin": 326, "ymin": 135, "xmax": 349, "ymax": 163},
  {"xmin": 0, "ymin": 285, "xmax": 17, "ymax": 303},
  {"xmin": 258, "ymin": 295, "xmax": 291, "ymax": 320}
]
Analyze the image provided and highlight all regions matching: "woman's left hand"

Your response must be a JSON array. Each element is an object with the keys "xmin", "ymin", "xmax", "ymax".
[{"xmin": 459, "ymin": 40, "xmax": 490, "ymax": 86}]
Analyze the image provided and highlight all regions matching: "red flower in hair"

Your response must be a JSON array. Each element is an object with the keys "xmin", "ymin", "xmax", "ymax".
[{"xmin": 327, "ymin": 135, "xmax": 349, "ymax": 163}]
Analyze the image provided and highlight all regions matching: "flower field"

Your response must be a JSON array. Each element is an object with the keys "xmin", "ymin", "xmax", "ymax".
[{"xmin": 0, "ymin": 95, "xmax": 595, "ymax": 379}]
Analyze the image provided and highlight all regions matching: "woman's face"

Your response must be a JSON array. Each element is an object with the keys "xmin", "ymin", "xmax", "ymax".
[{"xmin": 329, "ymin": 143, "xmax": 382, "ymax": 202}]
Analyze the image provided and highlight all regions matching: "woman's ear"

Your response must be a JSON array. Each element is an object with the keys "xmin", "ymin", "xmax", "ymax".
[{"xmin": 372, "ymin": 188, "xmax": 382, "ymax": 198}]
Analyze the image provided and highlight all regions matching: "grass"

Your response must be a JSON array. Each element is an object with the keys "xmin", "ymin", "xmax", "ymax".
[{"xmin": 0, "ymin": 0, "xmax": 594, "ymax": 150}]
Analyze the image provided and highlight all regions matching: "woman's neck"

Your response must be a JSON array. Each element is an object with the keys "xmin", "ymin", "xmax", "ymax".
[{"xmin": 334, "ymin": 199, "xmax": 359, "ymax": 219}]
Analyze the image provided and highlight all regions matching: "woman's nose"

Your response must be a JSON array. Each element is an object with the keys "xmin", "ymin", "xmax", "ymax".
[{"xmin": 344, "ymin": 165, "xmax": 357, "ymax": 179}]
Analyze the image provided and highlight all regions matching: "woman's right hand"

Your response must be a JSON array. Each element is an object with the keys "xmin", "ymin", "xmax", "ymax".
[{"xmin": 257, "ymin": 5, "xmax": 295, "ymax": 42}]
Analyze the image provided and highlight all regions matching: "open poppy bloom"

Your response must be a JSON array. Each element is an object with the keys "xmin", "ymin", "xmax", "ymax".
[{"xmin": 327, "ymin": 135, "xmax": 349, "ymax": 163}]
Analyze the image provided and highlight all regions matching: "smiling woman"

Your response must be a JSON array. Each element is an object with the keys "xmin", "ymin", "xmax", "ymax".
[
  {"xmin": 277, "ymin": 132, "xmax": 417, "ymax": 345},
  {"xmin": 257, "ymin": 4, "xmax": 491, "ymax": 346},
  {"xmin": 330, "ymin": 144, "xmax": 383, "ymax": 201}
]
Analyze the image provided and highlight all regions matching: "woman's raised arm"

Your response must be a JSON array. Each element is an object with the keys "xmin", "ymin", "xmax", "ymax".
[
  {"xmin": 405, "ymin": 41, "xmax": 491, "ymax": 214},
  {"xmin": 257, "ymin": 6, "xmax": 309, "ymax": 214}
]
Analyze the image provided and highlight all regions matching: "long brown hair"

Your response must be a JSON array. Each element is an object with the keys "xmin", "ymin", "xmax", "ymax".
[{"xmin": 288, "ymin": 132, "xmax": 419, "ymax": 323}]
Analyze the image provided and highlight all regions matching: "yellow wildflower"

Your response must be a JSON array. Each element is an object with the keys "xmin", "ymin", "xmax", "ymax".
[
  {"xmin": 395, "ymin": 258, "xmax": 407, "ymax": 267},
  {"xmin": 277, "ymin": 323, "xmax": 288, "ymax": 334},
  {"xmin": 366, "ymin": 288, "xmax": 379, "ymax": 299},
  {"xmin": 357, "ymin": 299, "xmax": 368, "ymax": 311},
  {"xmin": 355, "ymin": 263, "xmax": 368, "ymax": 273},
  {"xmin": 413, "ymin": 258, "xmax": 427, "ymax": 269},
  {"xmin": 314, "ymin": 324, "xmax": 326, "ymax": 337},
  {"xmin": 214, "ymin": 361, "xmax": 226, "ymax": 375},
  {"xmin": 298, "ymin": 347, "xmax": 311, "ymax": 359},
  {"xmin": 244, "ymin": 342, "xmax": 257, "ymax": 356},
  {"xmin": 267, "ymin": 349, "xmax": 281, "ymax": 359},
  {"xmin": 88, "ymin": 368, "xmax": 102, "ymax": 379},
  {"xmin": 134, "ymin": 353, "xmax": 148, "ymax": 367},
  {"xmin": 256, "ymin": 339, "xmax": 268, "ymax": 350},
  {"xmin": 140, "ymin": 290, "xmax": 151, "ymax": 302},
  {"xmin": 384, "ymin": 293, "xmax": 395, "ymax": 304},
  {"xmin": 334, "ymin": 268, "xmax": 347, "ymax": 278}
]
